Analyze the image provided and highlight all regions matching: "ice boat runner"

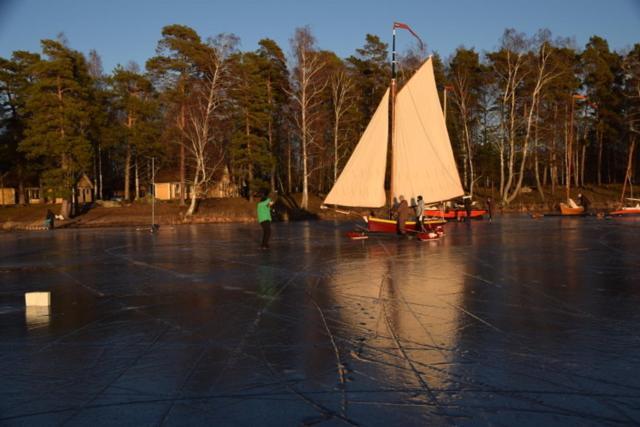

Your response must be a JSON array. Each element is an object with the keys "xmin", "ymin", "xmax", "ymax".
[{"xmin": 324, "ymin": 23, "xmax": 464, "ymax": 235}]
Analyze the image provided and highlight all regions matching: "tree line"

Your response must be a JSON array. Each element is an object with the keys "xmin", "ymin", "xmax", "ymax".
[{"xmin": 1, "ymin": 25, "xmax": 638, "ymax": 216}]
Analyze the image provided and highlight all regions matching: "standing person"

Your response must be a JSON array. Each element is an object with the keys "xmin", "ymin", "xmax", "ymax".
[
  {"xmin": 392, "ymin": 195, "xmax": 410, "ymax": 235},
  {"xmin": 486, "ymin": 197, "xmax": 493, "ymax": 222},
  {"xmin": 256, "ymin": 192, "xmax": 274, "ymax": 249},
  {"xmin": 578, "ymin": 193, "xmax": 590, "ymax": 214},
  {"xmin": 44, "ymin": 209, "xmax": 55, "ymax": 230},
  {"xmin": 414, "ymin": 195, "xmax": 425, "ymax": 231},
  {"xmin": 463, "ymin": 195, "xmax": 472, "ymax": 222}
]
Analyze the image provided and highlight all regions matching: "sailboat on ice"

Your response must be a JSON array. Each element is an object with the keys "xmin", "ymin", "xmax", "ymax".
[{"xmin": 324, "ymin": 24, "xmax": 464, "ymax": 234}]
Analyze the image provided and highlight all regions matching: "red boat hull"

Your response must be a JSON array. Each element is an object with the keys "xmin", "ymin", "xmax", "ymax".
[
  {"xmin": 610, "ymin": 209, "xmax": 640, "ymax": 216},
  {"xmin": 366, "ymin": 216, "xmax": 446, "ymax": 233},
  {"xmin": 422, "ymin": 209, "xmax": 487, "ymax": 220}
]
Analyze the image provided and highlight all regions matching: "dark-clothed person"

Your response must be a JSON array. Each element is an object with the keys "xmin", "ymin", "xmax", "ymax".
[
  {"xmin": 257, "ymin": 195, "xmax": 274, "ymax": 249},
  {"xmin": 44, "ymin": 209, "xmax": 55, "ymax": 230},
  {"xmin": 414, "ymin": 195, "xmax": 425, "ymax": 231},
  {"xmin": 393, "ymin": 195, "xmax": 410, "ymax": 235},
  {"xmin": 486, "ymin": 197, "xmax": 493, "ymax": 222},
  {"xmin": 578, "ymin": 193, "xmax": 590, "ymax": 213},
  {"xmin": 463, "ymin": 196, "xmax": 472, "ymax": 222}
]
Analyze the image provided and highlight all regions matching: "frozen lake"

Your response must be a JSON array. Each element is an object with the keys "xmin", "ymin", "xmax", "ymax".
[{"xmin": 1, "ymin": 216, "xmax": 640, "ymax": 425}]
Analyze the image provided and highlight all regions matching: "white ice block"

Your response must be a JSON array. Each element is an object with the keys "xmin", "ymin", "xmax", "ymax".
[{"xmin": 25, "ymin": 291, "xmax": 51, "ymax": 307}]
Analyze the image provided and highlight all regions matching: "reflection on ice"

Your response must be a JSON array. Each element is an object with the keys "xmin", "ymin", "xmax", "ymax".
[{"xmin": 25, "ymin": 305, "xmax": 50, "ymax": 329}]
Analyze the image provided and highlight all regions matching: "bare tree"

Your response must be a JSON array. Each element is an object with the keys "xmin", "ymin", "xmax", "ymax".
[
  {"xmin": 490, "ymin": 30, "xmax": 562, "ymax": 204},
  {"xmin": 489, "ymin": 30, "xmax": 529, "ymax": 200},
  {"xmin": 289, "ymin": 27, "xmax": 327, "ymax": 209},
  {"xmin": 182, "ymin": 35, "xmax": 234, "ymax": 216},
  {"xmin": 448, "ymin": 48, "xmax": 482, "ymax": 197},
  {"xmin": 330, "ymin": 69, "xmax": 355, "ymax": 184}
]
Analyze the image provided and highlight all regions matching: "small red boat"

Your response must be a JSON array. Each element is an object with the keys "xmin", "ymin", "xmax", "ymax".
[
  {"xmin": 422, "ymin": 209, "xmax": 487, "ymax": 220},
  {"xmin": 610, "ymin": 198, "xmax": 640, "ymax": 216},
  {"xmin": 610, "ymin": 205, "xmax": 640, "ymax": 216}
]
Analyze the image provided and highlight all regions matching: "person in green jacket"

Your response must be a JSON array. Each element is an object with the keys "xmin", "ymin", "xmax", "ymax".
[{"xmin": 257, "ymin": 192, "xmax": 274, "ymax": 249}]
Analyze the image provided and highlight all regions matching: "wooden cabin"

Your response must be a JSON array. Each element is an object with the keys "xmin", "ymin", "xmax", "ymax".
[
  {"xmin": 0, "ymin": 187, "xmax": 16, "ymax": 206},
  {"xmin": 153, "ymin": 171, "xmax": 193, "ymax": 201},
  {"xmin": 77, "ymin": 174, "xmax": 94, "ymax": 204},
  {"xmin": 153, "ymin": 167, "xmax": 238, "ymax": 200}
]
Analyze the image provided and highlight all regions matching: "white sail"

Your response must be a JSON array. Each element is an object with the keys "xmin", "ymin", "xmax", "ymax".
[
  {"xmin": 324, "ymin": 89, "xmax": 389, "ymax": 208},
  {"xmin": 393, "ymin": 57, "xmax": 464, "ymax": 204}
]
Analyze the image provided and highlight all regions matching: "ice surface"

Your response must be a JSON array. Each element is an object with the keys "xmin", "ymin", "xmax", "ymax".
[{"xmin": 1, "ymin": 216, "xmax": 639, "ymax": 425}]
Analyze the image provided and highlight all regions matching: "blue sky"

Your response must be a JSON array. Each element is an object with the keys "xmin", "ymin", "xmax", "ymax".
[{"xmin": 0, "ymin": 0, "xmax": 639, "ymax": 73}]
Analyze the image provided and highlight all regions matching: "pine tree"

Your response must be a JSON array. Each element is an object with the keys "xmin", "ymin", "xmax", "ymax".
[
  {"xmin": 0, "ymin": 51, "xmax": 40, "ymax": 203},
  {"xmin": 111, "ymin": 65, "xmax": 160, "ymax": 201},
  {"xmin": 582, "ymin": 36, "xmax": 624, "ymax": 185},
  {"xmin": 229, "ymin": 52, "xmax": 272, "ymax": 199},
  {"xmin": 19, "ymin": 40, "xmax": 93, "ymax": 217},
  {"xmin": 257, "ymin": 39, "xmax": 290, "ymax": 192},
  {"xmin": 147, "ymin": 25, "xmax": 203, "ymax": 206},
  {"xmin": 347, "ymin": 34, "xmax": 389, "ymax": 134}
]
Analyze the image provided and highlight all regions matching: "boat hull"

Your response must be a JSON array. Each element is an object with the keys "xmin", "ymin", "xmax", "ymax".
[
  {"xmin": 559, "ymin": 203, "xmax": 584, "ymax": 216},
  {"xmin": 610, "ymin": 208, "xmax": 640, "ymax": 216},
  {"xmin": 423, "ymin": 209, "xmax": 487, "ymax": 220},
  {"xmin": 366, "ymin": 216, "xmax": 446, "ymax": 233}
]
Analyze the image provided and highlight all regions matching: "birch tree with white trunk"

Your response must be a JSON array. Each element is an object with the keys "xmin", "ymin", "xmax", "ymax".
[
  {"xmin": 289, "ymin": 27, "xmax": 327, "ymax": 209},
  {"xmin": 183, "ymin": 35, "xmax": 235, "ymax": 216},
  {"xmin": 330, "ymin": 69, "xmax": 355, "ymax": 184}
]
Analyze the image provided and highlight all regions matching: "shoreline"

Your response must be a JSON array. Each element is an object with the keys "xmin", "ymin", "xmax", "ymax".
[{"xmin": 1, "ymin": 186, "xmax": 634, "ymax": 232}]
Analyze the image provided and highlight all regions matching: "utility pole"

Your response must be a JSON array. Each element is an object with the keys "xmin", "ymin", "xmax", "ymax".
[{"xmin": 151, "ymin": 157, "xmax": 158, "ymax": 233}]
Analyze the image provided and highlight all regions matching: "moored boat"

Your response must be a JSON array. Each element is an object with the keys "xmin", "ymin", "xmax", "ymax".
[
  {"xmin": 559, "ymin": 198, "xmax": 585, "ymax": 216},
  {"xmin": 610, "ymin": 207, "xmax": 640, "ymax": 215},
  {"xmin": 610, "ymin": 200, "xmax": 640, "ymax": 216}
]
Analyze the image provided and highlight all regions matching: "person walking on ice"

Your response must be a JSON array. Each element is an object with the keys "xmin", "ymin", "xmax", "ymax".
[{"xmin": 257, "ymin": 191, "xmax": 275, "ymax": 249}]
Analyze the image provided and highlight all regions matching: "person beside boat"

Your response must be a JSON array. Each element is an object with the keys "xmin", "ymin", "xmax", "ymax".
[
  {"xmin": 486, "ymin": 197, "xmax": 493, "ymax": 222},
  {"xmin": 413, "ymin": 195, "xmax": 425, "ymax": 231},
  {"xmin": 392, "ymin": 195, "xmax": 411, "ymax": 235},
  {"xmin": 256, "ymin": 192, "xmax": 274, "ymax": 249},
  {"xmin": 578, "ymin": 193, "xmax": 590, "ymax": 214},
  {"xmin": 463, "ymin": 195, "xmax": 472, "ymax": 222}
]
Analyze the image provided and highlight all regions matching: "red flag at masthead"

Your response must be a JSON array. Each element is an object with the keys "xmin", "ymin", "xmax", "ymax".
[{"xmin": 393, "ymin": 22, "xmax": 424, "ymax": 50}]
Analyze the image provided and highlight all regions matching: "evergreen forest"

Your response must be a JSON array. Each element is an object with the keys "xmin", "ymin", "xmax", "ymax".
[{"xmin": 1, "ymin": 25, "xmax": 639, "ymax": 216}]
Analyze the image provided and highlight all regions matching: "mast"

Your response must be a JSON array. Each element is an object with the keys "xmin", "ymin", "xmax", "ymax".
[
  {"xmin": 389, "ymin": 26, "xmax": 397, "ymax": 209},
  {"xmin": 389, "ymin": 22, "xmax": 422, "ymax": 208}
]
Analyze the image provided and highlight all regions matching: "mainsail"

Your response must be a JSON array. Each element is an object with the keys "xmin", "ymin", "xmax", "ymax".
[
  {"xmin": 393, "ymin": 58, "xmax": 464, "ymax": 204},
  {"xmin": 323, "ymin": 89, "xmax": 389, "ymax": 207},
  {"xmin": 324, "ymin": 57, "xmax": 463, "ymax": 208}
]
